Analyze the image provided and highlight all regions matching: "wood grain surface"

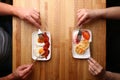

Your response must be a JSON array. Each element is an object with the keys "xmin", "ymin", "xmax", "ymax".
[{"xmin": 13, "ymin": 0, "xmax": 106, "ymax": 80}]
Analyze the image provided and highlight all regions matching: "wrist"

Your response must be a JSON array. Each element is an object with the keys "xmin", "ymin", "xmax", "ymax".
[
  {"xmin": 11, "ymin": 7, "xmax": 18, "ymax": 16},
  {"xmin": 96, "ymin": 69, "xmax": 106, "ymax": 80},
  {"xmin": 97, "ymin": 9, "xmax": 106, "ymax": 19},
  {"xmin": 104, "ymin": 71, "xmax": 112, "ymax": 80},
  {"xmin": 11, "ymin": 6, "xmax": 22, "ymax": 19},
  {"xmin": 6, "ymin": 72, "xmax": 19, "ymax": 80},
  {"xmin": 93, "ymin": 9, "xmax": 106, "ymax": 19},
  {"xmin": 9, "ymin": 5, "xmax": 17, "ymax": 16}
]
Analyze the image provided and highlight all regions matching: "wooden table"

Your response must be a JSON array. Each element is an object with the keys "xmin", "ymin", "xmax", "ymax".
[{"xmin": 13, "ymin": 0, "xmax": 106, "ymax": 80}]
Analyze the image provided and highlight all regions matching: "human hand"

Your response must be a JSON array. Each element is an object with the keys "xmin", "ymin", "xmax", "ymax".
[
  {"xmin": 14, "ymin": 7, "xmax": 41, "ymax": 28},
  {"xmin": 88, "ymin": 58, "xmax": 106, "ymax": 78},
  {"xmin": 77, "ymin": 9, "xmax": 99, "ymax": 26},
  {"xmin": 13, "ymin": 64, "xmax": 33, "ymax": 80}
]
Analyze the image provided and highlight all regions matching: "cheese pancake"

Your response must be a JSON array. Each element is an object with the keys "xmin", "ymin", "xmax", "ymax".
[{"xmin": 75, "ymin": 40, "xmax": 89, "ymax": 54}]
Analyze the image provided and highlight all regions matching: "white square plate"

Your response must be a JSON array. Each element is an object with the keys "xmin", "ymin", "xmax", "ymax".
[
  {"xmin": 32, "ymin": 31, "xmax": 51, "ymax": 61},
  {"xmin": 72, "ymin": 29, "xmax": 92, "ymax": 59}
]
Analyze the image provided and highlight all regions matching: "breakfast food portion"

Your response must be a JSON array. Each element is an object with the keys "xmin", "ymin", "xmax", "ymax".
[
  {"xmin": 75, "ymin": 30, "xmax": 90, "ymax": 54},
  {"xmin": 75, "ymin": 40, "xmax": 89, "ymax": 54},
  {"xmin": 37, "ymin": 32, "xmax": 50, "ymax": 58},
  {"xmin": 72, "ymin": 29, "xmax": 92, "ymax": 59},
  {"xmin": 32, "ymin": 30, "xmax": 51, "ymax": 61}
]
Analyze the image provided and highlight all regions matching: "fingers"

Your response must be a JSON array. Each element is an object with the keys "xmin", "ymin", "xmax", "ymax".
[
  {"xmin": 23, "ymin": 70, "xmax": 32, "ymax": 79},
  {"xmin": 31, "ymin": 12, "xmax": 40, "ymax": 21},
  {"xmin": 15, "ymin": 64, "xmax": 33, "ymax": 80},
  {"xmin": 77, "ymin": 13, "xmax": 87, "ymax": 26},
  {"xmin": 77, "ymin": 10, "xmax": 84, "ymax": 26},
  {"xmin": 88, "ymin": 64, "xmax": 96, "ymax": 75},
  {"xmin": 22, "ymin": 64, "xmax": 33, "ymax": 79},
  {"xmin": 31, "ymin": 10, "xmax": 41, "ymax": 23},
  {"xmin": 77, "ymin": 9, "xmax": 87, "ymax": 26},
  {"xmin": 89, "ymin": 58, "xmax": 101, "ymax": 68},
  {"xmin": 20, "ymin": 64, "xmax": 33, "ymax": 79},
  {"xmin": 18, "ymin": 64, "xmax": 30, "ymax": 70},
  {"xmin": 77, "ymin": 9, "xmax": 93, "ymax": 27},
  {"xmin": 22, "ymin": 64, "xmax": 33, "ymax": 75},
  {"xmin": 20, "ymin": 9, "xmax": 41, "ymax": 28},
  {"xmin": 33, "ymin": 9, "xmax": 40, "ymax": 14},
  {"xmin": 88, "ymin": 58, "xmax": 105, "ymax": 76},
  {"xmin": 77, "ymin": 10, "xmax": 84, "ymax": 21},
  {"xmin": 88, "ymin": 58, "xmax": 99, "ymax": 75},
  {"xmin": 26, "ymin": 15, "xmax": 41, "ymax": 28},
  {"xmin": 13, "ymin": 64, "xmax": 33, "ymax": 79},
  {"xmin": 31, "ymin": 9, "xmax": 41, "ymax": 28}
]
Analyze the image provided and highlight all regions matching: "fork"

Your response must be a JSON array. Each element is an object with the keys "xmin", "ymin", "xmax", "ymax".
[
  {"xmin": 76, "ymin": 29, "xmax": 82, "ymax": 43},
  {"xmin": 38, "ymin": 29, "xmax": 43, "ymax": 38}
]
